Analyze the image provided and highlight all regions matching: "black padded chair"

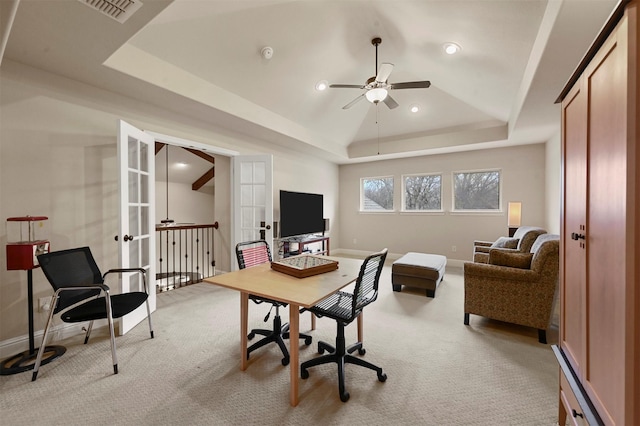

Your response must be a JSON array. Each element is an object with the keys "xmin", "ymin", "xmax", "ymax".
[
  {"xmin": 235, "ymin": 240, "xmax": 312, "ymax": 366},
  {"xmin": 32, "ymin": 246, "xmax": 154, "ymax": 381},
  {"xmin": 301, "ymin": 248, "xmax": 388, "ymax": 402}
]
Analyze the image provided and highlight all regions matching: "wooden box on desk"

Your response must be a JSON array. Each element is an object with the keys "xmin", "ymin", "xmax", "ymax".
[{"xmin": 271, "ymin": 255, "xmax": 338, "ymax": 278}]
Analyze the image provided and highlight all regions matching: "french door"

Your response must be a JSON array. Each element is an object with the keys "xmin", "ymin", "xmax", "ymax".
[
  {"xmin": 117, "ymin": 120, "xmax": 156, "ymax": 334},
  {"xmin": 232, "ymin": 155, "xmax": 273, "ymax": 270}
]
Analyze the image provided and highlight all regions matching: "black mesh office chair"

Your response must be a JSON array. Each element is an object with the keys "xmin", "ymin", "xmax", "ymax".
[
  {"xmin": 32, "ymin": 246, "xmax": 154, "ymax": 381},
  {"xmin": 301, "ymin": 248, "xmax": 388, "ymax": 402},
  {"xmin": 235, "ymin": 240, "xmax": 312, "ymax": 366}
]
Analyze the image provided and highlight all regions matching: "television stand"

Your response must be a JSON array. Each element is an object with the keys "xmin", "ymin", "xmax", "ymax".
[{"xmin": 281, "ymin": 235, "xmax": 329, "ymax": 258}]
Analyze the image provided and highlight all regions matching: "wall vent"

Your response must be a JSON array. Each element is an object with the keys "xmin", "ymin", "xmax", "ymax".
[{"xmin": 77, "ymin": 0, "xmax": 143, "ymax": 24}]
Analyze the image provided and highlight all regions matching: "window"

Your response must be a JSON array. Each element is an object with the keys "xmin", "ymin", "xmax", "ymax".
[
  {"xmin": 361, "ymin": 176, "xmax": 394, "ymax": 211},
  {"xmin": 453, "ymin": 170, "xmax": 501, "ymax": 211},
  {"xmin": 403, "ymin": 174, "xmax": 442, "ymax": 211}
]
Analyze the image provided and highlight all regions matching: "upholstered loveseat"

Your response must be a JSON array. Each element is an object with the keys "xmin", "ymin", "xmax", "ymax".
[
  {"xmin": 472, "ymin": 226, "xmax": 547, "ymax": 263},
  {"xmin": 463, "ymin": 233, "xmax": 560, "ymax": 343}
]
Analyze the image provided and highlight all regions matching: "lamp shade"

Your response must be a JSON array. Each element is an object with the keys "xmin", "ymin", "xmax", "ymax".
[
  {"xmin": 507, "ymin": 202, "xmax": 522, "ymax": 227},
  {"xmin": 365, "ymin": 88, "xmax": 388, "ymax": 103}
]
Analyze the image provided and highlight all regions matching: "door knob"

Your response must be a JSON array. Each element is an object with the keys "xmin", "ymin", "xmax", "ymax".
[
  {"xmin": 571, "ymin": 232, "xmax": 585, "ymax": 240},
  {"xmin": 123, "ymin": 234, "xmax": 132, "ymax": 242}
]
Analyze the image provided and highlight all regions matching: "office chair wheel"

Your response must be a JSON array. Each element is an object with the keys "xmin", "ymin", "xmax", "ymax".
[
  {"xmin": 301, "ymin": 368, "xmax": 309, "ymax": 379},
  {"xmin": 248, "ymin": 332, "xmax": 255, "ymax": 340},
  {"xmin": 304, "ymin": 336, "xmax": 312, "ymax": 346},
  {"xmin": 340, "ymin": 391, "xmax": 350, "ymax": 402},
  {"xmin": 281, "ymin": 356, "xmax": 290, "ymax": 366},
  {"xmin": 358, "ymin": 348, "xmax": 366, "ymax": 355},
  {"xmin": 378, "ymin": 372, "xmax": 387, "ymax": 382}
]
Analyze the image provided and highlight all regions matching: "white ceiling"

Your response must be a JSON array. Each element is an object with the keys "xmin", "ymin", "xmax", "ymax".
[{"xmin": 2, "ymin": 0, "xmax": 619, "ymax": 174}]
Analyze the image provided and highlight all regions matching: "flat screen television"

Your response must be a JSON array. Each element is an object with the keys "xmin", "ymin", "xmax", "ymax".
[{"xmin": 279, "ymin": 190, "xmax": 324, "ymax": 238}]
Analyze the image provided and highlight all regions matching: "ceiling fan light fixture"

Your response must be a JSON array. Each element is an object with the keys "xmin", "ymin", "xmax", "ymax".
[
  {"xmin": 315, "ymin": 80, "xmax": 329, "ymax": 91},
  {"xmin": 366, "ymin": 87, "xmax": 388, "ymax": 103},
  {"xmin": 443, "ymin": 42, "xmax": 461, "ymax": 55}
]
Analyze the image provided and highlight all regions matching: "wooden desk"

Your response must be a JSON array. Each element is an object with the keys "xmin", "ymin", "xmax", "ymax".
[{"xmin": 204, "ymin": 256, "xmax": 362, "ymax": 406}]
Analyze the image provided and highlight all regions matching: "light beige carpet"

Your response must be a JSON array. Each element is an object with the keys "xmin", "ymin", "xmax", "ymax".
[{"xmin": 0, "ymin": 261, "xmax": 560, "ymax": 425}]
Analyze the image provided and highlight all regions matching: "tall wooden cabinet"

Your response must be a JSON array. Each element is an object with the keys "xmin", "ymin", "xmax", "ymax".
[{"xmin": 555, "ymin": 1, "xmax": 640, "ymax": 425}]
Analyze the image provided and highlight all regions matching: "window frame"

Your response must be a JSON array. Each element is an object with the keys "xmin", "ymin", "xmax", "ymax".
[
  {"xmin": 401, "ymin": 173, "xmax": 444, "ymax": 213},
  {"xmin": 360, "ymin": 175, "xmax": 395, "ymax": 212},
  {"xmin": 451, "ymin": 168, "xmax": 503, "ymax": 213}
]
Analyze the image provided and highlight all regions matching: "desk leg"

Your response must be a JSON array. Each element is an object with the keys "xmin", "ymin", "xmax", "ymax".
[
  {"xmin": 357, "ymin": 312, "xmax": 363, "ymax": 343},
  {"xmin": 240, "ymin": 292, "xmax": 248, "ymax": 371},
  {"xmin": 310, "ymin": 312, "xmax": 316, "ymax": 330},
  {"xmin": 289, "ymin": 303, "xmax": 300, "ymax": 407}
]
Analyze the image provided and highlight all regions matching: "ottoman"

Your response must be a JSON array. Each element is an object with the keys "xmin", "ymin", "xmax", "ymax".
[{"xmin": 392, "ymin": 253, "xmax": 447, "ymax": 298}]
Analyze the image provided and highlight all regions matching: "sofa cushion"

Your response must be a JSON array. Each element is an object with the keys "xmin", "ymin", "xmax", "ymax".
[
  {"xmin": 489, "ymin": 250, "xmax": 533, "ymax": 269},
  {"xmin": 490, "ymin": 236, "xmax": 519, "ymax": 249}
]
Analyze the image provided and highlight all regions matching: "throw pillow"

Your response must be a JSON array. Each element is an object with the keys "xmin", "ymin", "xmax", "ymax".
[
  {"xmin": 490, "ymin": 236, "xmax": 519, "ymax": 249},
  {"xmin": 489, "ymin": 251, "xmax": 533, "ymax": 269}
]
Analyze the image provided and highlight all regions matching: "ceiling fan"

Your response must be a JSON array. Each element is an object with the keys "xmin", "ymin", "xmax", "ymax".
[{"xmin": 330, "ymin": 37, "xmax": 431, "ymax": 110}]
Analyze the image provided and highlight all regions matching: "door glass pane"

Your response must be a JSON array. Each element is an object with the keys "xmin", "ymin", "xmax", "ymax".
[
  {"xmin": 128, "ymin": 137, "xmax": 138, "ymax": 170},
  {"xmin": 241, "ymin": 229, "xmax": 259, "ymax": 242},
  {"xmin": 129, "ymin": 268, "xmax": 141, "ymax": 292},
  {"xmin": 254, "ymin": 185, "xmax": 265, "ymax": 206},
  {"xmin": 253, "ymin": 162, "xmax": 265, "ymax": 184},
  {"xmin": 129, "ymin": 241, "xmax": 140, "ymax": 271},
  {"xmin": 139, "ymin": 142, "xmax": 148, "ymax": 173},
  {"xmin": 256, "ymin": 206, "xmax": 265, "ymax": 225},
  {"xmin": 240, "ymin": 185, "xmax": 252, "ymax": 205},
  {"xmin": 241, "ymin": 207, "xmax": 254, "ymax": 227},
  {"xmin": 128, "ymin": 171, "xmax": 138, "ymax": 203},
  {"xmin": 140, "ymin": 206, "xmax": 149, "ymax": 237},
  {"xmin": 140, "ymin": 173, "xmax": 148, "ymax": 204},
  {"xmin": 129, "ymin": 206, "xmax": 139, "ymax": 236},
  {"xmin": 140, "ymin": 236, "xmax": 149, "ymax": 267},
  {"xmin": 240, "ymin": 163, "xmax": 253, "ymax": 184}
]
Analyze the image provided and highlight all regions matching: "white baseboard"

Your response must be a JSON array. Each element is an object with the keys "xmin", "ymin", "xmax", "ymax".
[{"xmin": 0, "ymin": 323, "xmax": 85, "ymax": 359}]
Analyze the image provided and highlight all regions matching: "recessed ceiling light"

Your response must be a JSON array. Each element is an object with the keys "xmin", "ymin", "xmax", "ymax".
[
  {"xmin": 443, "ymin": 42, "xmax": 462, "ymax": 55},
  {"xmin": 315, "ymin": 80, "xmax": 329, "ymax": 91},
  {"xmin": 410, "ymin": 104, "xmax": 420, "ymax": 113},
  {"xmin": 176, "ymin": 162, "xmax": 188, "ymax": 168}
]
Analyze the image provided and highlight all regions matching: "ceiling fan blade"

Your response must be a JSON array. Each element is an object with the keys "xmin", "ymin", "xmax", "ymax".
[
  {"xmin": 330, "ymin": 84, "xmax": 365, "ymax": 89},
  {"xmin": 342, "ymin": 94, "xmax": 366, "ymax": 109},
  {"xmin": 376, "ymin": 62, "xmax": 394, "ymax": 83},
  {"xmin": 390, "ymin": 81, "xmax": 431, "ymax": 90},
  {"xmin": 383, "ymin": 94, "xmax": 399, "ymax": 109}
]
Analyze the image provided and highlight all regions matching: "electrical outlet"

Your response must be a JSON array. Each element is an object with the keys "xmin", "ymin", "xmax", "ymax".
[
  {"xmin": 452, "ymin": 245, "xmax": 457, "ymax": 252},
  {"xmin": 38, "ymin": 297, "xmax": 51, "ymax": 312}
]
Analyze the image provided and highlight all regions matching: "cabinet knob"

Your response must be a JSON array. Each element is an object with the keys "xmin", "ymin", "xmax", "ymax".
[{"xmin": 572, "ymin": 409, "xmax": 584, "ymax": 419}]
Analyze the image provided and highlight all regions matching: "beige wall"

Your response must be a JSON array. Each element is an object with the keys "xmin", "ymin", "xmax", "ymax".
[
  {"xmin": 0, "ymin": 61, "xmax": 338, "ymax": 352},
  {"xmin": 338, "ymin": 144, "xmax": 548, "ymax": 262},
  {"xmin": 545, "ymin": 132, "xmax": 561, "ymax": 234}
]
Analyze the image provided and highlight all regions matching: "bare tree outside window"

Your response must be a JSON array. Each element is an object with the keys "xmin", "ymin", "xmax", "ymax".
[
  {"xmin": 403, "ymin": 174, "xmax": 442, "ymax": 210},
  {"xmin": 362, "ymin": 177, "xmax": 394, "ymax": 211},
  {"xmin": 453, "ymin": 171, "xmax": 500, "ymax": 210}
]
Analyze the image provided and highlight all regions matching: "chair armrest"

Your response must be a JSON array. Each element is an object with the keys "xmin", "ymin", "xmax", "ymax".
[
  {"xmin": 55, "ymin": 284, "xmax": 109, "ymax": 294},
  {"xmin": 464, "ymin": 261, "xmax": 536, "ymax": 282},
  {"xmin": 474, "ymin": 245, "xmax": 492, "ymax": 254},
  {"xmin": 104, "ymin": 267, "xmax": 146, "ymax": 276},
  {"xmin": 103, "ymin": 268, "xmax": 149, "ymax": 294},
  {"xmin": 473, "ymin": 240, "xmax": 493, "ymax": 248}
]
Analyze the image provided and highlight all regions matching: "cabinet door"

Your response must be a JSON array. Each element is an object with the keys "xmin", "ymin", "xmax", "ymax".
[
  {"xmin": 584, "ymin": 21, "xmax": 627, "ymax": 425},
  {"xmin": 560, "ymin": 84, "xmax": 587, "ymax": 377}
]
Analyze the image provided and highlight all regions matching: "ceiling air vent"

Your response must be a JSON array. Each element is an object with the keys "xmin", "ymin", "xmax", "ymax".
[{"xmin": 77, "ymin": 0, "xmax": 143, "ymax": 24}]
